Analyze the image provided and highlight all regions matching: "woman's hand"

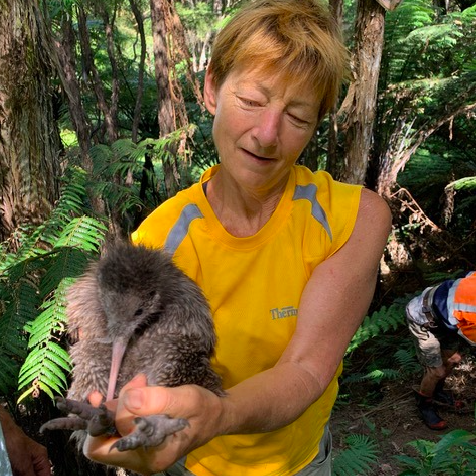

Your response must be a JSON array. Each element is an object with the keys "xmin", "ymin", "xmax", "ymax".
[{"xmin": 83, "ymin": 374, "xmax": 225, "ymax": 475}]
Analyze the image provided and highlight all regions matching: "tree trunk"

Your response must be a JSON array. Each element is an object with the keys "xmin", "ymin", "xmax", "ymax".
[
  {"xmin": 150, "ymin": 0, "xmax": 178, "ymax": 197},
  {"xmin": 129, "ymin": 0, "xmax": 147, "ymax": 143},
  {"xmin": 98, "ymin": 2, "xmax": 120, "ymax": 144},
  {"xmin": 150, "ymin": 0, "xmax": 197, "ymax": 197},
  {"xmin": 50, "ymin": 9, "xmax": 113, "ymax": 223},
  {"xmin": 0, "ymin": 0, "xmax": 61, "ymax": 243},
  {"xmin": 332, "ymin": 0, "xmax": 387, "ymax": 185},
  {"xmin": 377, "ymin": 101, "xmax": 476, "ymax": 197},
  {"xmin": 52, "ymin": 13, "xmax": 93, "ymax": 172},
  {"xmin": 150, "ymin": 0, "xmax": 175, "ymax": 137},
  {"xmin": 326, "ymin": 0, "xmax": 344, "ymax": 176},
  {"xmin": 77, "ymin": 4, "xmax": 119, "ymax": 144}
]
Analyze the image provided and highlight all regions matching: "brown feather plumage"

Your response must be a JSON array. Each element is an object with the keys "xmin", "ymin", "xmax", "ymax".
[{"xmin": 41, "ymin": 241, "xmax": 222, "ymax": 451}]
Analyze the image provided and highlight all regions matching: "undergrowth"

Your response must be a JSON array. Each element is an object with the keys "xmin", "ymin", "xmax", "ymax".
[{"xmin": 0, "ymin": 167, "xmax": 107, "ymax": 403}]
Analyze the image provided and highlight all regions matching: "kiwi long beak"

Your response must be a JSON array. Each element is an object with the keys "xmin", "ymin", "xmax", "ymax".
[{"xmin": 106, "ymin": 338, "xmax": 127, "ymax": 401}]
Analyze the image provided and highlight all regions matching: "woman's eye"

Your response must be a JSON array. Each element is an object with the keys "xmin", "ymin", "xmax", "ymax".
[
  {"xmin": 239, "ymin": 97, "xmax": 261, "ymax": 107},
  {"xmin": 289, "ymin": 114, "xmax": 309, "ymax": 126}
]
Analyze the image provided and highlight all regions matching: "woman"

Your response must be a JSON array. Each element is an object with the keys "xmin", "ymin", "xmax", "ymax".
[{"xmin": 85, "ymin": 0, "xmax": 392, "ymax": 474}]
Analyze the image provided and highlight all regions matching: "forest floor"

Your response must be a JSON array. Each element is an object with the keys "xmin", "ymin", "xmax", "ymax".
[{"xmin": 330, "ymin": 357, "xmax": 476, "ymax": 475}]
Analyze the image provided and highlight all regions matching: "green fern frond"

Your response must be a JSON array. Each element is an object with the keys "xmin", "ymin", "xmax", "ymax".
[
  {"xmin": 332, "ymin": 434, "xmax": 380, "ymax": 476},
  {"xmin": 1, "ymin": 166, "xmax": 93, "ymax": 264},
  {"xmin": 394, "ymin": 348, "xmax": 420, "ymax": 375},
  {"xmin": 17, "ymin": 243, "xmax": 104, "ymax": 401},
  {"xmin": 0, "ymin": 162, "xmax": 108, "ymax": 401},
  {"xmin": 447, "ymin": 176, "xmax": 476, "ymax": 192},
  {"xmin": 54, "ymin": 216, "xmax": 107, "ymax": 250},
  {"xmin": 90, "ymin": 142, "xmax": 114, "ymax": 162},
  {"xmin": 404, "ymin": 23, "xmax": 457, "ymax": 46},
  {"xmin": 342, "ymin": 368, "xmax": 401, "ymax": 385},
  {"xmin": 39, "ymin": 250, "xmax": 87, "ymax": 298},
  {"xmin": 17, "ymin": 343, "xmax": 69, "ymax": 402},
  {"xmin": 0, "ymin": 272, "xmax": 41, "ymax": 395},
  {"xmin": 52, "ymin": 166, "xmax": 90, "ymax": 221},
  {"xmin": 93, "ymin": 181, "xmax": 144, "ymax": 215},
  {"xmin": 12, "ymin": 219, "xmax": 105, "ymax": 401},
  {"xmin": 0, "ymin": 360, "xmax": 20, "ymax": 395},
  {"xmin": 346, "ymin": 301, "xmax": 406, "ymax": 355},
  {"xmin": 17, "ymin": 281, "xmax": 72, "ymax": 402}
]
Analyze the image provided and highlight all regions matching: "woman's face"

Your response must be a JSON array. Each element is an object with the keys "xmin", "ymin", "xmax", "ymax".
[{"xmin": 204, "ymin": 66, "xmax": 320, "ymax": 195}]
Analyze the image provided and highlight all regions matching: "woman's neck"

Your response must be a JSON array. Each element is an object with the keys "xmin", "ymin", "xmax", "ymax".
[{"xmin": 206, "ymin": 169, "xmax": 286, "ymax": 237}]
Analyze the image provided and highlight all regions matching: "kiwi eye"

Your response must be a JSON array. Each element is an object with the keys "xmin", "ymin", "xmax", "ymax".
[{"xmin": 134, "ymin": 308, "xmax": 143, "ymax": 316}]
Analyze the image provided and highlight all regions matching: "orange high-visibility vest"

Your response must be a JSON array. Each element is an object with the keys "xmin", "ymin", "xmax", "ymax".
[{"xmin": 450, "ymin": 272, "xmax": 476, "ymax": 344}]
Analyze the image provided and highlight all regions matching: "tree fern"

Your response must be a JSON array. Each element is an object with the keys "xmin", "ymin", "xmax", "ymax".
[{"xmin": 332, "ymin": 434, "xmax": 380, "ymax": 476}]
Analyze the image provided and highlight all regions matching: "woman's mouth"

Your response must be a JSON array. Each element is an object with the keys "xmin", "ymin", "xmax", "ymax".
[{"xmin": 244, "ymin": 149, "xmax": 275, "ymax": 161}]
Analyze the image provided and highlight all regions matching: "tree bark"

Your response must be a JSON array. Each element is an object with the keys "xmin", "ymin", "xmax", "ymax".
[
  {"xmin": 129, "ymin": 0, "xmax": 147, "ymax": 143},
  {"xmin": 77, "ymin": 4, "xmax": 119, "ymax": 144},
  {"xmin": 377, "ymin": 101, "xmax": 476, "ymax": 196},
  {"xmin": 326, "ymin": 0, "xmax": 344, "ymax": 176},
  {"xmin": 332, "ymin": 0, "xmax": 387, "ymax": 185},
  {"xmin": 150, "ymin": 0, "xmax": 198, "ymax": 197},
  {"xmin": 0, "ymin": 0, "xmax": 61, "ymax": 243},
  {"xmin": 150, "ymin": 0, "xmax": 175, "ymax": 136},
  {"xmin": 150, "ymin": 0, "xmax": 178, "ymax": 197},
  {"xmin": 52, "ymin": 13, "xmax": 93, "ymax": 172},
  {"xmin": 98, "ymin": 2, "xmax": 120, "ymax": 143}
]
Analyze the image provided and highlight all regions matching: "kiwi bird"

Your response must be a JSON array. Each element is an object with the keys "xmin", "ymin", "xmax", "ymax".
[{"xmin": 41, "ymin": 241, "xmax": 222, "ymax": 451}]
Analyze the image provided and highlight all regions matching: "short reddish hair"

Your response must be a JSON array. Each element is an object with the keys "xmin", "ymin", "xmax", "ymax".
[{"xmin": 208, "ymin": 0, "xmax": 348, "ymax": 123}]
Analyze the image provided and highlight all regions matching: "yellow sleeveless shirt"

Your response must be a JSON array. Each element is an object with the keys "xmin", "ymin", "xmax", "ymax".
[{"xmin": 132, "ymin": 165, "xmax": 362, "ymax": 476}]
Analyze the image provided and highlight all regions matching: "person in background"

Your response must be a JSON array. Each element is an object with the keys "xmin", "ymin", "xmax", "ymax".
[
  {"xmin": 406, "ymin": 271, "xmax": 476, "ymax": 430},
  {"xmin": 83, "ymin": 0, "xmax": 392, "ymax": 475},
  {"xmin": 0, "ymin": 406, "xmax": 51, "ymax": 476}
]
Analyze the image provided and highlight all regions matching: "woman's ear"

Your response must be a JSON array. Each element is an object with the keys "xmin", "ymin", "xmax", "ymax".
[{"xmin": 204, "ymin": 68, "xmax": 217, "ymax": 116}]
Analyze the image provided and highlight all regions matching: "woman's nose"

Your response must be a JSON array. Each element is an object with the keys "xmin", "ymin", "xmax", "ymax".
[{"xmin": 252, "ymin": 109, "xmax": 280, "ymax": 148}]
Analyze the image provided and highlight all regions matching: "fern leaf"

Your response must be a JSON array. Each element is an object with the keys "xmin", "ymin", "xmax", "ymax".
[
  {"xmin": 55, "ymin": 216, "xmax": 107, "ymax": 250},
  {"xmin": 45, "ymin": 342, "xmax": 71, "ymax": 372},
  {"xmin": 0, "ymin": 272, "xmax": 41, "ymax": 396},
  {"xmin": 37, "ymin": 381, "xmax": 55, "ymax": 400},
  {"xmin": 0, "ymin": 360, "xmax": 21, "ymax": 395},
  {"xmin": 17, "ymin": 342, "xmax": 70, "ymax": 401},
  {"xmin": 346, "ymin": 302, "xmax": 406, "ymax": 355},
  {"xmin": 342, "ymin": 368, "xmax": 402, "ymax": 385},
  {"xmin": 40, "ymin": 248, "xmax": 91, "ymax": 297},
  {"xmin": 16, "ymin": 385, "xmax": 36, "ymax": 402},
  {"xmin": 17, "ymin": 275, "xmax": 74, "ymax": 400},
  {"xmin": 447, "ymin": 176, "xmax": 476, "ymax": 191},
  {"xmin": 332, "ymin": 434, "xmax": 380, "ymax": 476}
]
